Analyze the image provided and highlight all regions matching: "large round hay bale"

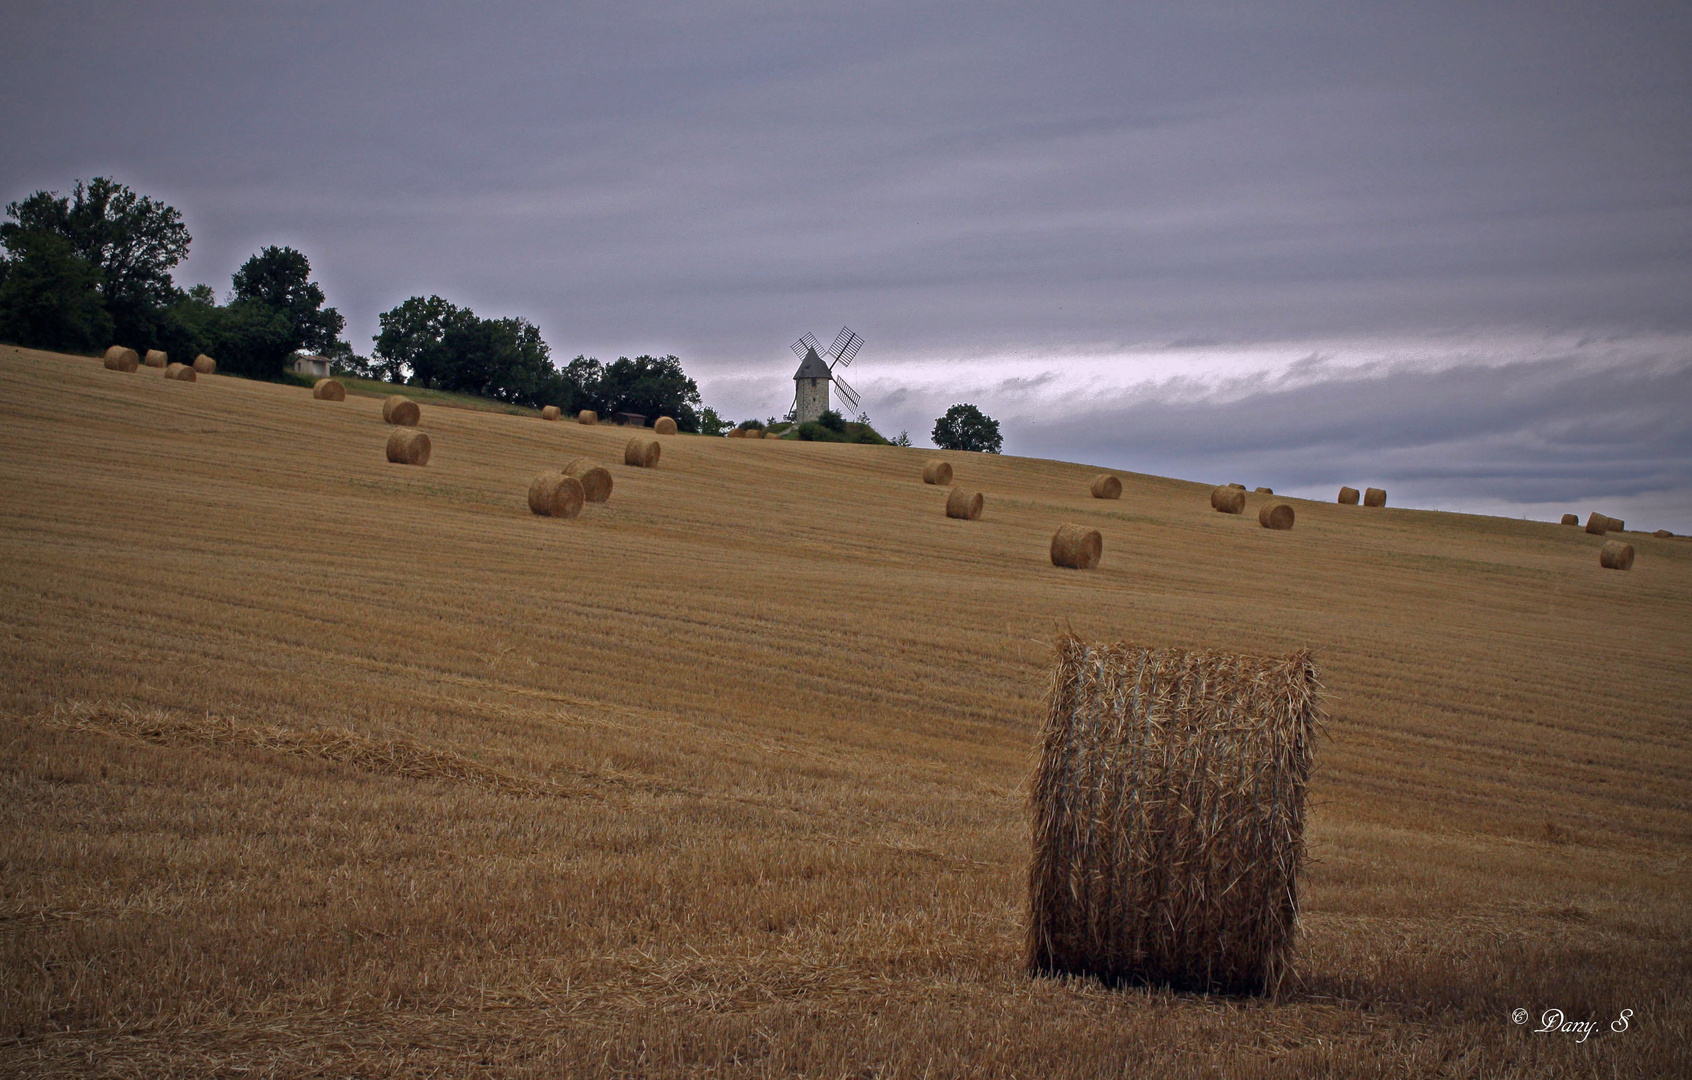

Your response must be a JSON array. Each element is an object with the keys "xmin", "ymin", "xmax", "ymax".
[
  {"xmin": 624, "ymin": 436, "xmax": 660, "ymax": 467},
  {"xmin": 102, "ymin": 346, "xmax": 138, "ymax": 372},
  {"xmin": 1050, "ymin": 524, "xmax": 1103, "ymax": 569},
  {"xmin": 1228, "ymin": 483, "xmax": 1246, "ymax": 491},
  {"xmin": 143, "ymin": 349, "xmax": 167, "ymax": 368},
  {"xmin": 1258, "ymin": 502, "xmax": 1295, "ymax": 530},
  {"xmin": 1653, "ymin": 529, "xmax": 1673, "ymax": 538},
  {"xmin": 923, "ymin": 460, "xmax": 953, "ymax": 485},
  {"xmin": 654, "ymin": 416, "xmax": 678, "ymax": 435},
  {"xmin": 1364, "ymin": 487, "xmax": 1387, "ymax": 507},
  {"xmin": 386, "ymin": 429, "xmax": 431, "ymax": 466},
  {"xmin": 1561, "ymin": 513, "xmax": 1579, "ymax": 526},
  {"xmin": 945, "ymin": 488, "xmax": 983, "ymax": 520},
  {"xmin": 1599, "ymin": 540, "xmax": 1635, "ymax": 570},
  {"xmin": 382, "ymin": 396, "xmax": 421, "ymax": 426},
  {"xmin": 527, "ymin": 471, "xmax": 585, "ymax": 518},
  {"xmin": 1338, "ymin": 486, "xmax": 1359, "ymax": 505},
  {"xmin": 578, "ymin": 409, "xmax": 598, "ymax": 425},
  {"xmin": 1608, "ymin": 516, "xmax": 1625, "ymax": 533},
  {"xmin": 727, "ymin": 427, "xmax": 746, "ymax": 439},
  {"xmin": 1090, "ymin": 474, "xmax": 1122, "ymax": 500},
  {"xmin": 1254, "ymin": 486, "xmax": 1273, "ymax": 494},
  {"xmin": 192, "ymin": 354, "xmax": 216, "ymax": 375},
  {"xmin": 1211, "ymin": 486, "xmax": 1245, "ymax": 514},
  {"xmin": 1584, "ymin": 512, "xmax": 1610, "ymax": 535},
  {"xmin": 312, "ymin": 378, "xmax": 346, "ymax": 401},
  {"xmin": 541, "ymin": 405, "xmax": 561, "ymax": 421},
  {"xmin": 163, "ymin": 362, "xmax": 196, "ymax": 382},
  {"xmin": 562, "ymin": 457, "xmax": 613, "ymax": 502}
]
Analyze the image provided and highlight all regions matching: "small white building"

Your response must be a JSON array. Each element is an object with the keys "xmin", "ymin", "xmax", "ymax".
[{"xmin": 292, "ymin": 354, "xmax": 332, "ymax": 378}]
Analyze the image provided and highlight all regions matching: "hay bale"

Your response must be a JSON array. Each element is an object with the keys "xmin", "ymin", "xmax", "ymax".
[
  {"xmin": 1228, "ymin": 483, "xmax": 1246, "ymax": 491},
  {"xmin": 1258, "ymin": 502, "xmax": 1295, "ymax": 530},
  {"xmin": 382, "ymin": 396, "xmax": 421, "ymax": 426},
  {"xmin": 541, "ymin": 405, "xmax": 561, "ymax": 421},
  {"xmin": 102, "ymin": 346, "xmax": 138, "ymax": 372},
  {"xmin": 945, "ymin": 488, "xmax": 983, "ymax": 520},
  {"xmin": 624, "ymin": 436, "xmax": 661, "ymax": 467},
  {"xmin": 562, "ymin": 457, "xmax": 613, "ymax": 502},
  {"xmin": 1254, "ymin": 487, "xmax": 1273, "ymax": 495},
  {"xmin": 1654, "ymin": 529, "xmax": 1673, "ymax": 538},
  {"xmin": 1600, "ymin": 540, "xmax": 1635, "ymax": 571},
  {"xmin": 1364, "ymin": 487, "xmax": 1387, "ymax": 508},
  {"xmin": 527, "ymin": 471, "xmax": 585, "ymax": 518},
  {"xmin": 654, "ymin": 416, "xmax": 678, "ymax": 435},
  {"xmin": 578, "ymin": 409, "xmax": 598, "ymax": 425},
  {"xmin": 1050, "ymin": 524, "xmax": 1102, "ymax": 569},
  {"xmin": 1027, "ymin": 635, "xmax": 1323, "ymax": 994},
  {"xmin": 312, "ymin": 378, "xmax": 346, "ymax": 401},
  {"xmin": 163, "ymin": 362, "xmax": 196, "ymax": 382},
  {"xmin": 1090, "ymin": 474, "xmax": 1122, "ymax": 500},
  {"xmin": 1608, "ymin": 516, "xmax": 1625, "ymax": 532},
  {"xmin": 727, "ymin": 428, "xmax": 746, "ymax": 439},
  {"xmin": 385, "ymin": 429, "xmax": 431, "ymax": 466},
  {"xmin": 1561, "ymin": 513, "xmax": 1579, "ymax": 526},
  {"xmin": 923, "ymin": 460, "xmax": 954, "ymax": 485},
  {"xmin": 1210, "ymin": 486, "xmax": 1245, "ymax": 514},
  {"xmin": 1584, "ymin": 512, "xmax": 1610, "ymax": 535},
  {"xmin": 1337, "ymin": 486, "xmax": 1359, "ymax": 505},
  {"xmin": 143, "ymin": 349, "xmax": 167, "ymax": 368},
  {"xmin": 193, "ymin": 354, "xmax": 216, "ymax": 375}
]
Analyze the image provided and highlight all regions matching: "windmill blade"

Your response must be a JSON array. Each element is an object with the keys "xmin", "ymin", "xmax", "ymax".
[
  {"xmin": 829, "ymin": 328, "xmax": 863, "ymax": 368},
  {"xmin": 790, "ymin": 332, "xmax": 821, "ymax": 359},
  {"xmin": 832, "ymin": 371, "xmax": 861, "ymax": 412}
]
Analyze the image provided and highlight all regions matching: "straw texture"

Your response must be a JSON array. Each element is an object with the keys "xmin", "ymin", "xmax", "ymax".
[
  {"xmin": 385, "ymin": 429, "xmax": 431, "ymax": 466},
  {"xmin": 192, "ymin": 354, "xmax": 216, "ymax": 375},
  {"xmin": 1050, "ymin": 524, "xmax": 1103, "ymax": 569},
  {"xmin": 1364, "ymin": 488, "xmax": 1387, "ymax": 508},
  {"xmin": 1090, "ymin": 475, "xmax": 1122, "ymax": 500},
  {"xmin": 945, "ymin": 488, "xmax": 983, "ymax": 520},
  {"xmin": 624, "ymin": 437, "xmax": 661, "ymax": 467},
  {"xmin": 1337, "ymin": 487, "xmax": 1359, "ymax": 505},
  {"xmin": 1254, "ymin": 487, "xmax": 1273, "ymax": 495},
  {"xmin": 163, "ymin": 362, "xmax": 196, "ymax": 382},
  {"xmin": 527, "ymin": 471, "xmax": 585, "ymax": 518},
  {"xmin": 383, "ymin": 396, "xmax": 421, "ymax": 426},
  {"xmin": 541, "ymin": 405, "xmax": 561, "ymax": 420},
  {"xmin": 143, "ymin": 349, "xmax": 167, "ymax": 368},
  {"xmin": 654, "ymin": 416, "xmax": 678, "ymax": 435},
  {"xmin": 1654, "ymin": 529, "xmax": 1674, "ymax": 538},
  {"xmin": 1561, "ymin": 514, "xmax": 1579, "ymax": 526},
  {"xmin": 1027, "ymin": 635, "xmax": 1324, "ymax": 994},
  {"xmin": 1600, "ymin": 541, "xmax": 1635, "ymax": 570},
  {"xmin": 923, "ymin": 460, "xmax": 953, "ymax": 486},
  {"xmin": 578, "ymin": 410, "xmax": 598, "ymax": 425},
  {"xmin": 562, "ymin": 458, "xmax": 613, "ymax": 502},
  {"xmin": 312, "ymin": 378, "xmax": 345, "ymax": 401},
  {"xmin": 102, "ymin": 346, "xmax": 138, "ymax": 372},
  {"xmin": 1258, "ymin": 502, "xmax": 1295, "ymax": 530},
  {"xmin": 1210, "ymin": 486, "xmax": 1245, "ymax": 514}
]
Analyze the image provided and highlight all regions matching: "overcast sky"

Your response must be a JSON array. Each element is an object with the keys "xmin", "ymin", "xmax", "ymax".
[{"xmin": 5, "ymin": 1, "xmax": 1689, "ymax": 528}]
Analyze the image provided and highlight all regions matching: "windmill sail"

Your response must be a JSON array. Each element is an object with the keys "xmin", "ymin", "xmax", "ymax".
[
  {"xmin": 829, "ymin": 328, "xmax": 863, "ymax": 368},
  {"xmin": 832, "ymin": 371, "xmax": 861, "ymax": 412},
  {"xmin": 791, "ymin": 333, "xmax": 822, "ymax": 359}
]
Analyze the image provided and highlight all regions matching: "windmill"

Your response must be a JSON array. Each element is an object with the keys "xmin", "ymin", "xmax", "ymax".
[{"xmin": 789, "ymin": 327, "xmax": 862, "ymax": 423}]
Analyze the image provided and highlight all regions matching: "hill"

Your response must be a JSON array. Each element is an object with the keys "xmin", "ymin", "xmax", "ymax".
[{"xmin": 1, "ymin": 343, "xmax": 1687, "ymax": 1077}]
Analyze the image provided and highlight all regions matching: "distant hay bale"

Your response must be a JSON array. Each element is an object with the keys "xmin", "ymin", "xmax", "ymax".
[
  {"xmin": 541, "ymin": 405, "xmax": 561, "ymax": 420},
  {"xmin": 1609, "ymin": 516, "xmax": 1625, "ymax": 532},
  {"xmin": 102, "ymin": 346, "xmax": 138, "ymax": 372},
  {"xmin": 385, "ymin": 429, "xmax": 431, "ymax": 466},
  {"xmin": 382, "ymin": 396, "xmax": 421, "ymax": 426},
  {"xmin": 1364, "ymin": 487, "xmax": 1387, "ymax": 508},
  {"xmin": 1028, "ymin": 635, "xmax": 1323, "ymax": 994},
  {"xmin": 192, "ymin": 354, "xmax": 216, "ymax": 375},
  {"xmin": 654, "ymin": 416, "xmax": 678, "ymax": 435},
  {"xmin": 1654, "ymin": 529, "xmax": 1674, "ymax": 538},
  {"xmin": 1599, "ymin": 540, "xmax": 1635, "ymax": 571},
  {"xmin": 1584, "ymin": 512, "xmax": 1610, "ymax": 535},
  {"xmin": 562, "ymin": 457, "xmax": 613, "ymax": 502},
  {"xmin": 1561, "ymin": 514, "xmax": 1579, "ymax": 526},
  {"xmin": 312, "ymin": 378, "xmax": 345, "ymax": 401},
  {"xmin": 1050, "ymin": 524, "xmax": 1103, "ymax": 569},
  {"xmin": 1258, "ymin": 502, "xmax": 1295, "ymax": 530},
  {"xmin": 727, "ymin": 428, "xmax": 746, "ymax": 438},
  {"xmin": 527, "ymin": 471, "xmax": 585, "ymax": 518},
  {"xmin": 1228, "ymin": 483, "xmax": 1246, "ymax": 491},
  {"xmin": 578, "ymin": 410, "xmax": 598, "ymax": 425},
  {"xmin": 1337, "ymin": 486, "xmax": 1359, "ymax": 505},
  {"xmin": 1254, "ymin": 486, "xmax": 1273, "ymax": 494},
  {"xmin": 162, "ymin": 362, "xmax": 196, "ymax": 382},
  {"xmin": 1090, "ymin": 474, "xmax": 1122, "ymax": 500},
  {"xmin": 1210, "ymin": 486, "xmax": 1245, "ymax": 514},
  {"xmin": 624, "ymin": 436, "xmax": 661, "ymax": 467},
  {"xmin": 923, "ymin": 460, "xmax": 953, "ymax": 485},
  {"xmin": 945, "ymin": 488, "xmax": 983, "ymax": 520},
  {"xmin": 143, "ymin": 349, "xmax": 167, "ymax": 368}
]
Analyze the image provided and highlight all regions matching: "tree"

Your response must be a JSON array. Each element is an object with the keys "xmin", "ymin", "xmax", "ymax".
[
  {"xmin": 169, "ymin": 291, "xmax": 294, "ymax": 380},
  {"xmin": 597, "ymin": 355, "xmax": 702, "ymax": 432},
  {"xmin": 372, "ymin": 295, "xmax": 564, "ymax": 407},
  {"xmin": 932, "ymin": 403, "xmax": 1002, "ymax": 453},
  {"xmin": 373, "ymin": 295, "xmax": 465, "ymax": 385},
  {"xmin": 697, "ymin": 406, "xmax": 732, "ymax": 436},
  {"xmin": 0, "ymin": 229, "xmax": 113, "ymax": 352},
  {"xmin": 231, "ymin": 246, "xmax": 345, "ymax": 355}
]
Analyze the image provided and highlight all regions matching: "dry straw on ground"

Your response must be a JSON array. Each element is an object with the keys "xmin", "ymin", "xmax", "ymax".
[
  {"xmin": 312, "ymin": 378, "xmax": 345, "ymax": 401},
  {"xmin": 193, "ymin": 354, "xmax": 216, "ymax": 375},
  {"xmin": 1255, "ymin": 487, "xmax": 1273, "ymax": 494},
  {"xmin": 541, "ymin": 406, "xmax": 561, "ymax": 421},
  {"xmin": 143, "ymin": 349, "xmax": 167, "ymax": 368},
  {"xmin": 923, "ymin": 460, "xmax": 953, "ymax": 485},
  {"xmin": 578, "ymin": 409, "xmax": 597, "ymax": 425},
  {"xmin": 1364, "ymin": 488, "xmax": 1387, "ymax": 508},
  {"xmin": 382, "ymin": 396, "xmax": 421, "ymax": 426},
  {"xmin": 102, "ymin": 346, "xmax": 138, "ymax": 372},
  {"xmin": 527, "ymin": 471, "xmax": 585, "ymax": 519},
  {"xmin": 1027, "ymin": 635, "xmax": 1324, "ymax": 995},
  {"xmin": 624, "ymin": 437, "xmax": 660, "ymax": 468},
  {"xmin": 1211, "ymin": 486, "xmax": 1245, "ymax": 514},
  {"xmin": 163, "ymin": 362, "xmax": 196, "ymax": 382},
  {"xmin": 1259, "ymin": 502, "xmax": 1295, "ymax": 531},
  {"xmin": 562, "ymin": 458, "xmax": 613, "ymax": 502},
  {"xmin": 1050, "ymin": 524, "xmax": 1103, "ymax": 569},
  {"xmin": 385, "ymin": 429, "xmax": 431, "ymax": 466},
  {"xmin": 1090, "ymin": 475, "xmax": 1122, "ymax": 500},
  {"xmin": 1338, "ymin": 486, "xmax": 1359, "ymax": 505},
  {"xmin": 1562, "ymin": 514, "xmax": 1580, "ymax": 526},
  {"xmin": 654, "ymin": 416, "xmax": 678, "ymax": 435},
  {"xmin": 1601, "ymin": 541, "xmax": 1636, "ymax": 571},
  {"xmin": 945, "ymin": 488, "xmax": 983, "ymax": 520}
]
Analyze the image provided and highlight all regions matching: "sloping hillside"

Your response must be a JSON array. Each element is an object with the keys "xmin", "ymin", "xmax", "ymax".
[{"xmin": 2, "ymin": 343, "xmax": 1687, "ymax": 1077}]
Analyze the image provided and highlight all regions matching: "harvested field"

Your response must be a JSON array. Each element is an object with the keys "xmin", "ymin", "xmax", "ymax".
[{"xmin": 1, "ymin": 343, "xmax": 1688, "ymax": 1078}]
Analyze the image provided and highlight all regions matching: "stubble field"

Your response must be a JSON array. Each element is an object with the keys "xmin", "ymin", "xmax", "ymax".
[{"xmin": 1, "ymin": 343, "xmax": 1688, "ymax": 1077}]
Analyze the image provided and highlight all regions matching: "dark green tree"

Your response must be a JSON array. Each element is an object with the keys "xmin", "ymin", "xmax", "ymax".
[
  {"xmin": 932, "ymin": 403, "xmax": 1002, "ymax": 453},
  {"xmin": 231, "ymin": 246, "xmax": 345, "ymax": 355},
  {"xmin": 169, "ymin": 290, "xmax": 295, "ymax": 380},
  {"xmin": 597, "ymin": 355, "xmax": 702, "ymax": 432},
  {"xmin": 372, "ymin": 295, "xmax": 470, "ymax": 386},
  {"xmin": 0, "ymin": 229, "xmax": 113, "ymax": 352}
]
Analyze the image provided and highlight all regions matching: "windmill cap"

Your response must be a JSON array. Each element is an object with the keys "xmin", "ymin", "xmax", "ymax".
[{"xmin": 793, "ymin": 346, "xmax": 831, "ymax": 380}]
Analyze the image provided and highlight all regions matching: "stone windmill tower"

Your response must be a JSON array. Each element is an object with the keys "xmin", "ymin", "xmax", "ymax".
[{"xmin": 789, "ymin": 328, "xmax": 862, "ymax": 423}]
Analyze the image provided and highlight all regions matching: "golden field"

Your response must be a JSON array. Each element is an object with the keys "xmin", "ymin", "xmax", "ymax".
[{"xmin": 1, "ymin": 343, "xmax": 1688, "ymax": 1077}]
